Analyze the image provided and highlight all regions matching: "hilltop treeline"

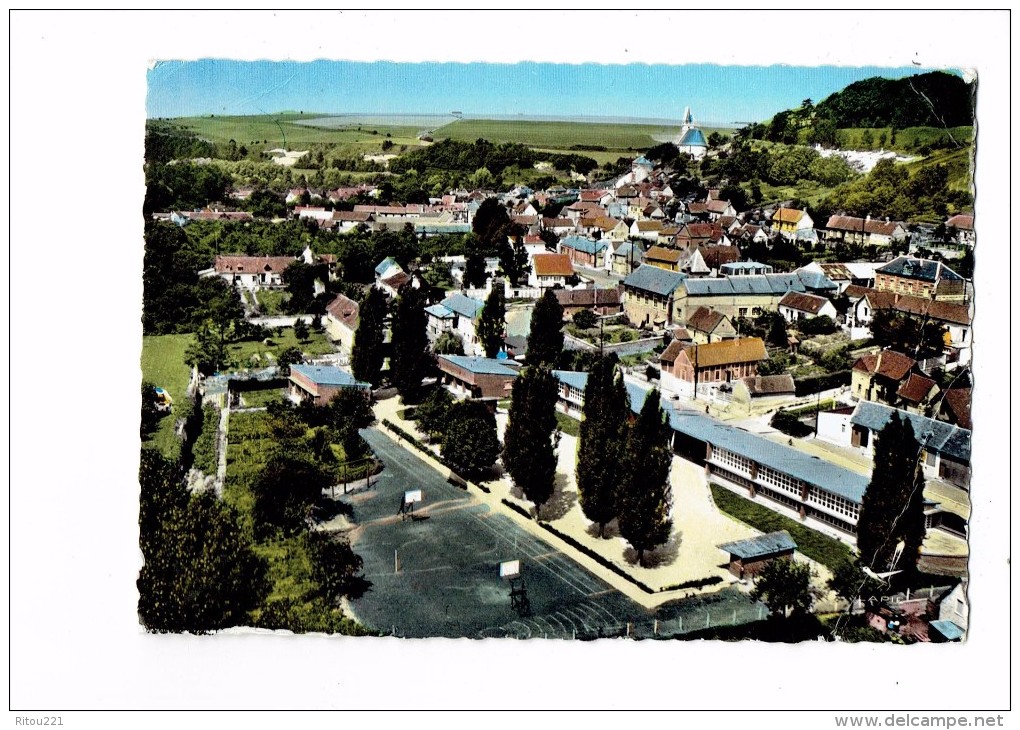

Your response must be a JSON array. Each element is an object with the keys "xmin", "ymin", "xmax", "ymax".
[{"xmin": 813, "ymin": 71, "xmax": 974, "ymax": 129}]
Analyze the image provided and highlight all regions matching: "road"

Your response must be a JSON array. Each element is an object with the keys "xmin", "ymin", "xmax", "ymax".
[{"xmin": 344, "ymin": 428, "xmax": 763, "ymax": 639}]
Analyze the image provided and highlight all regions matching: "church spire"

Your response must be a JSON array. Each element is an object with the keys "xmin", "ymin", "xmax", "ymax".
[{"xmin": 683, "ymin": 106, "xmax": 693, "ymax": 126}]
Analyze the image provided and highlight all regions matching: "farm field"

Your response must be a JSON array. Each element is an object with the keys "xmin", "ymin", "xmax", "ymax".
[
  {"xmin": 436, "ymin": 118, "xmax": 684, "ymax": 150},
  {"xmin": 171, "ymin": 113, "xmax": 421, "ymax": 150},
  {"xmin": 140, "ymin": 333, "xmax": 195, "ymax": 458}
]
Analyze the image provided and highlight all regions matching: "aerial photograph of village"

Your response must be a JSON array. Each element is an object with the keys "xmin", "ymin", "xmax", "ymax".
[{"xmin": 137, "ymin": 58, "xmax": 977, "ymax": 647}]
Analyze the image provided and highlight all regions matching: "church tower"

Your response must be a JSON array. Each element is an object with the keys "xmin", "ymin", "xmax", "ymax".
[{"xmin": 675, "ymin": 106, "xmax": 708, "ymax": 160}]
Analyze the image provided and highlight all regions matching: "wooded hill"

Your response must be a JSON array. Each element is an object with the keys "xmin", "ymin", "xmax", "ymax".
[{"xmin": 813, "ymin": 71, "xmax": 974, "ymax": 129}]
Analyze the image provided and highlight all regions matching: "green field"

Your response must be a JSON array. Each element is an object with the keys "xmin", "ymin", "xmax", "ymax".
[
  {"xmin": 835, "ymin": 125, "xmax": 973, "ymax": 155},
  {"xmin": 226, "ymin": 327, "xmax": 335, "ymax": 370},
  {"xmin": 555, "ymin": 411, "xmax": 580, "ymax": 437},
  {"xmin": 140, "ymin": 334, "xmax": 196, "ymax": 458},
  {"xmin": 255, "ymin": 289, "xmax": 290, "ymax": 316},
  {"xmin": 437, "ymin": 118, "xmax": 708, "ymax": 151},
  {"xmin": 171, "ymin": 113, "xmax": 420, "ymax": 149}
]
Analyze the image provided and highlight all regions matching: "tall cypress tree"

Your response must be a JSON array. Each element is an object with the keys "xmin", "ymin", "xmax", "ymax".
[
  {"xmin": 502, "ymin": 366, "xmax": 559, "ymax": 518},
  {"xmin": 576, "ymin": 355, "xmax": 629, "ymax": 537},
  {"xmin": 351, "ymin": 286, "xmax": 387, "ymax": 386},
  {"xmin": 856, "ymin": 411, "xmax": 927, "ymax": 573},
  {"xmin": 526, "ymin": 288, "xmax": 565, "ymax": 366},
  {"xmin": 618, "ymin": 389, "xmax": 674, "ymax": 566},
  {"xmin": 390, "ymin": 281, "xmax": 431, "ymax": 401},
  {"xmin": 477, "ymin": 286, "xmax": 506, "ymax": 358}
]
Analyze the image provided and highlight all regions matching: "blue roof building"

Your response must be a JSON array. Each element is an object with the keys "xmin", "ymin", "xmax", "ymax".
[
  {"xmin": 288, "ymin": 364, "xmax": 371, "ymax": 406},
  {"xmin": 560, "ymin": 236, "xmax": 609, "ymax": 256}
]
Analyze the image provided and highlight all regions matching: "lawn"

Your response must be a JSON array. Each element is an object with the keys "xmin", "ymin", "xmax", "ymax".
[
  {"xmin": 555, "ymin": 411, "xmax": 580, "ymax": 437},
  {"xmin": 710, "ymin": 484, "xmax": 855, "ymax": 571},
  {"xmin": 237, "ymin": 388, "xmax": 286, "ymax": 408},
  {"xmin": 254, "ymin": 289, "xmax": 290, "ymax": 316},
  {"xmin": 226, "ymin": 327, "xmax": 335, "ymax": 370},
  {"xmin": 140, "ymin": 334, "xmax": 195, "ymax": 459}
]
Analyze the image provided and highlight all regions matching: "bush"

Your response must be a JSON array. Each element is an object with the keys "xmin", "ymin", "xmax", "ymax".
[
  {"xmin": 572, "ymin": 309, "xmax": 598, "ymax": 330},
  {"xmin": 758, "ymin": 353, "xmax": 792, "ymax": 376},
  {"xmin": 798, "ymin": 315, "xmax": 837, "ymax": 335},
  {"xmin": 770, "ymin": 410, "xmax": 814, "ymax": 438},
  {"xmin": 794, "ymin": 370, "xmax": 851, "ymax": 396}
]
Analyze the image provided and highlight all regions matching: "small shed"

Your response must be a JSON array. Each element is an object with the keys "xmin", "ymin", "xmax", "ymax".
[
  {"xmin": 717, "ymin": 530, "xmax": 797, "ymax": 580},
  {"xmin": 928, "ymin": 619, "xmax": 966, "ymax": 643}
]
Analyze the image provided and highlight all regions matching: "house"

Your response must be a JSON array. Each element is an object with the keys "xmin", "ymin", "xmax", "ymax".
[
  {"xmin": 929, "ymin": 581, "xmax": 968, "ymax": 642},
  {"xmin": 436, "ymin": 355, "xmax": 519, "ymax": 399},
  {"xmin": 559, "ymin": 236, "xmax": 610, "ymax": 270},
  {"xmin": 875, "ymin": 256, "xmax": 967, "ymax": 303},
  {"xmin": 674, "ymin": 222, "xmax": 726, "ymax": 249},
  {"xmin": 541, "ymin": 217, "xmax": 577, "ymax": 236},
  {"xmin": 374, "ymin": 256, "xmax": 403, "ymax": 282},
  {"xmin": 214, "ymin": 255, "xmax": 295, "ymax": 288},
  {"xmin": 705, "ymin": 199, "xmax": 737, "ymax": 220},
  {"xmin": 771, "ymin": 208, "xmax": 814, "ymax": 240},
  {"xmin": 778, "ymin": 291, "xmax": 838, "ymax": 323},
  {"xmin": 848, "ymin": 401, "xmax": 971, "ymax": 490},
  {"xmin": 851, "ymin": 349, "xmax": 917, "ymax": 406},
  {"xmin": 685, "ymin": 306, "xmax": 736, "ymax": 344},
  {"xmin": 554, "ymin": 287, "xmax": 624, "ymax": 321},
  {"xmin": 944, "ymin": 214, "xmax": 975, "ymax": 248},
  {"xmin": 659, "ymin": 337, "xmax": 767, "ymax": 397},
  {"xmin": 622, "ymin": 265, "xmax": 687, "ymax": 329},
  {"xmin": 288, "ymin": 364, "xmax": 371, "ymax": 407},
  {"xmin": 799, "ymin": 261, "xmax": 881, "ymax": 294},
  {"xmin": 643, "ymin": 245, "xmax": 683, "ymax": 272},
  {"xmin": 699, "ymin": 245, "xmax": 740, "ymax": 275},
  {"xmin": 630, "ymin": 219, "xmax": 664, "ymax": 241},
  {"xmin": 823, "ymin": 215, "xmax": 907, "ymax": 248},
  {"xmin": 332, "ymin": 210, "xmax": 374, "ymax": 233},
  {"xmin": 425, "ymin": 292, "xmax": 487, "ymax": 355},
  {"xmin": 530, "ymin": 254, "xmax": 576, "ymax": 288},
  {"xmin": 324, "ymin": 293, "xmax": 359, "ymax": 357},
  {"xmin": 717, "ymin": 531, "xmax": 797, "ymax": 580},
  {"xmin": 895, "ymin": 372, "xmax": 940, "ymax": 414},
  {"xmin": 611, "ymin": 241, "xmax": 645, "ymax": 275},
  {"xmin": 720, "ymin": 261, "xmax": 774, "ymax": 277},
  {"xmin": 939, "ymin": 387, "xmax": 971, "ymax": 430}
]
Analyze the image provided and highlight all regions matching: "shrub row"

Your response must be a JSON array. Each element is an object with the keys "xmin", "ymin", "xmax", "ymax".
[
  {"xmin": 538, "ymin": 521, "xmax": 655, "ymax": 595},
  {"xmin": 794, "ymin": 370, "xmax": 851, "ymax": 396},
  {"xmin": 500, "ymin": 498, "xmax": 533, "ymax": 520},
  {"xmin": 658, "ymin": 576, "xmax": 724, "ymax": 593}
]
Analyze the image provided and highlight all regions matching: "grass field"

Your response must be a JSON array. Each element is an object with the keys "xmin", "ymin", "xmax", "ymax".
[
  {"xmin": 835, "ymin": 125, "xmax": 973, "ymax": 155},
  {"xmin": 140, "ymin": 334, "xmax": 195, "ymax": 458},
  {"xmin": 710, "ymin": 484, "xmax": 855, "ymax": 571},
  {"xmin": 170, "ymin": 113, "xmax": 421, "ymax": 150},
  {"xmin": 226, "ymin": 328, "xmax": 335, "ymax": 370},
  {"xmin": 555, "ymin": 411, "xmax": 580, "ymax": 437},
  {"xmin": 435, "ymin": 119, "xmax": 732, "ymax": 151}
]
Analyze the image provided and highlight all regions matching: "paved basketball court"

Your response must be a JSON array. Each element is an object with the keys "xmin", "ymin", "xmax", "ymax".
[{"xmin": 345, "ymin": 428, "xmax": 761, "ymax": 639}]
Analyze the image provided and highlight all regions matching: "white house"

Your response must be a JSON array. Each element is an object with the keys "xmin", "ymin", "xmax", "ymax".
[
  {"xmin": 778, "ymin": 291, "xmax": 838, "ymax": 322},
  {"xmin": 324, "ymin": 293, "xmax": 360, "ymax": 358},
  {"xmin": 214, "ymin": 255, "xmax": 295, "ymax": 289},
  {"xmin": 424, "ymin": 292, "xmax": 487, "ymax": 355},
  {"xmin": 530, "ymin": 254, "xmax": 576, "ymax": 289}
]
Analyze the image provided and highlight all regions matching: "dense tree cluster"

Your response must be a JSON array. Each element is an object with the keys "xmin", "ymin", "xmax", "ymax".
[
  {"xmin": 812, "ymin": 71, "xmax": 974, "ymax": 129},
  {"xmin": 526, "ymin": 289, "xmax": 565, "ymax": 366},
  {"xmin": 350, "ymin": 286, "xmax": 388, "ymax": 386},
  {"xmin": 389, "ymin": 282, "xmax": 432, "ymax": 402},
  {"xmin": 137, "ymin": 449, "xmax": 269, "ymax": 633},
  {"xmin": 750, "ymin": 558, "xmax": 815, "ymax": 619},
  {"xmin": 440, "ymin": 400, "xmax": 501, "ymax": 477}
]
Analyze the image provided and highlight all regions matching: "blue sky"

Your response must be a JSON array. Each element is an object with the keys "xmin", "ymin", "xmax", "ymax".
[{"xmin": 147, "ymin": 60, "xmax": 946, "ymax": 124}]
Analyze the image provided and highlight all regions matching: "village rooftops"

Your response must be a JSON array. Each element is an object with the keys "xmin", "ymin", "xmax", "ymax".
[
  {"xmin": 683, "ymin": 271, "xmax": 837, "ymax": 296},
  {"xmin": 877, "ymin": 256, "xmax": 964, "ymax": 283},
  {"xmin": 718, "ymin": 531, "xmax": 797, "ymax": 560},
  {"xmin": 623, "ymin": 264, "xmax": 687, "ymax": 297},
  {"xmin": 825, "ymin": 215, "xmax": 904, "ymax": 236},
  {"xmin": 851, "ymin": 401, "xmax": 971, "ymax": 463}
]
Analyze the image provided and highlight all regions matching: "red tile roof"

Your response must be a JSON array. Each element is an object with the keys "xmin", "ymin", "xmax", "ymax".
[
  {"xmin": 686, "ymin": 306, "xmax": 728, "ymax": 334},
  {"xmin": 214, "ymin": 255, "xmax": 295, "ymax": 274},
  {"xmin": 946, "ymin": 214, "xmax": 974, "ymax": 231},
  {"xmin": 682, "ymin": 337, "xmax": 767, "ymax": 368},
  {"xmin": 897, "ymin": 372, "xmax": 938, "ymax": 404},
  {"xmin": 533, "ymin": 254, "xmax": 575, "ymax": 277},
  {"xmin": 325, "ymin": 293, "xmax": 359, "ymax": 329},
  {"xmin": 941, "ymin": 388, "xmax": 972, "ymax": 429},
  {"xmin": 779, "ymin": 291, "xmax": 831, "ymax": 315},
  {"xmin": 644, "ymin": 245, "xmax": 683, "ymax": 264},
  {"xmin": 852, "ymin": 350, "xmax": 916, "ymax": 381}
]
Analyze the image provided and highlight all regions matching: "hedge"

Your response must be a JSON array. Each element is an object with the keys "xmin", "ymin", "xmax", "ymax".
[{"xmin": 794, "ymin": 370, "xmax": 851, "ymax": 396}]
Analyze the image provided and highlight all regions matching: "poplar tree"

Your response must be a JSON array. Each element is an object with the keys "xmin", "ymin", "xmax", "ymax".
[
  {"xmin": 389, "ymin": 281, "xmax": 431, "ymax": 401},
  {"xmin": 351, "ymin": 287, "xmax": 387, "ymax": 386},
  {"xmin": 856, "ymin": 411, "xmax": 927, "ymax": 573},
  {"xmin": 576, "ymin": 355, "xmax": 629, "ymax": 537},
  {"xmin": 502, "ymin": 366, "xmax": 559, "ymax": 518},
  {"xmin": 526, "ymin": 288, "xmax": 565, "ymax": 366},
  {"xmin": 617, "ymin": 389, "xmax": 673, "ymax": 566},
  {"xmin": 477, "ymin": 286, "xmax": 506, "ymax": 358}
]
